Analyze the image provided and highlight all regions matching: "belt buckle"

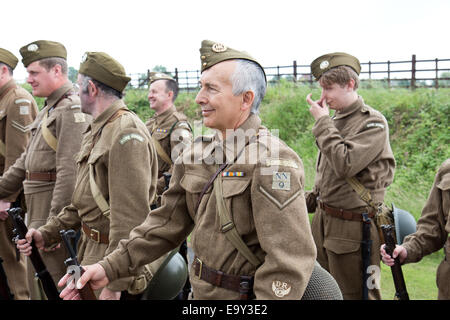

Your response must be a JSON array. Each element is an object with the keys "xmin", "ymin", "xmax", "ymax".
[
  {"xmin": 90, "ymin": 228, "xmax": 101, "ymax": 243},
  {"xmin": 195, "ymin": 257, "xmax": 203, "ymax": 279}
]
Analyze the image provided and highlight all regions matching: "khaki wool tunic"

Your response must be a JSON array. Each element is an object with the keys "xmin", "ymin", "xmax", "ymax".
[
  {"xmin": 0, "ymin": 79, "xmax": 38, "ymax": 299},
  {"xmin": 145, "ymin": 105, "xmax": 192, "ymax": 197},
  {"xmin": 308, "ymin": 96, "xmax": 395, "ymax": 300},
  {"xmin": 402, "ymin": 158, "xmax": 450, "ymax": 300},
  {"xmin": 0, "ymin": 81, "xmax": 91, "ymax": 296},
  {"xmin": 99, "ymin": 113, "xmax": 317, "ymax": 300},
  {"xmin": 38, "ymin": 100, "xmax": 158, "ymax": 293}
]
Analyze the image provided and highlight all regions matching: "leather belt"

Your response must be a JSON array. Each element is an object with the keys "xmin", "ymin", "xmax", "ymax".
[
  {"xmin": 193, "ymin": 256, "xmax": 254, "ymax": 300},
  {"xmin": 25, "ymin": 170, "xmax": 57, "ymax": 181},
  {"xmin": 319, "ymin": 201, "xmax": 375, "ymax": 222},
  {"xmin": 81, "ymin": 222, "xmax": 109, "ymax": 244}
]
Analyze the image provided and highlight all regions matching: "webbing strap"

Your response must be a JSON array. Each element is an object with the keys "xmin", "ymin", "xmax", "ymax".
[
  {"xmin": 214, "ymin": 175, "xmax": 262, "ymax": 268},
  {"xmin": 345, "ymin": 177, "xmax": 377, "ymax": 209},
  {"xmin": 0, "ymin": 140, "xmax": 5, "ymax": 157},
  {"xmin": 152, "ymin": 137, "xmax": 173, "ymax": 166},
  {"xmin": 89, "ymin": 164, "xmax": 110, "ymax": 218},
  {"xmin": 41, "ymin": 111, "xmax": 58, "ymax": 152}
]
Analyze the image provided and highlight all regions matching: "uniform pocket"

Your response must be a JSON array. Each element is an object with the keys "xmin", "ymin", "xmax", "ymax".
[
  {"xmin": 222, "ymin": 178, "xmax": 251, "ymax": 198},
  {"xmin": 180, "ymin": 172, "xmax": 210, "ymax": 214},
  {"xmin": 324, "ymin": 238, "xmax": 360, "ymax": 255}
]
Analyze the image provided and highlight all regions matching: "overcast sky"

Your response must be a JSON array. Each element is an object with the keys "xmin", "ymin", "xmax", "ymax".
[{"xmin": 3, "ymin": 0, "xmax": 449, "ymax": 82}]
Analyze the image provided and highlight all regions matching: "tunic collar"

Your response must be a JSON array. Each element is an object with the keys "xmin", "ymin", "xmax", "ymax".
[
  {"xmin": 90, "ymin": 99, "xmax": 128, "ymax": 136},
  {"xmin": 200, "ymin": 113, "xmax": 262, "ymax": 162},
  {"xmin": 333, "ymin": 96, "xmax": 368, "ymax": 120},
  {"xmin": 45, "ymin": 81, "xmax": 74, "ymax": 109}
]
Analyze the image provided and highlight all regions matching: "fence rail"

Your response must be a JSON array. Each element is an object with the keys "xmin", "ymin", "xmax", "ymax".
[{"xmin": 129, "ymin": 55, "xmax": 450, "ymax": 91}]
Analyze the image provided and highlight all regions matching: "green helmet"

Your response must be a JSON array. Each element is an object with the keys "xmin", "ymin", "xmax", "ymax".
[
  {"xmin": 301, "ymin": 261, "xmax": 343, "ymax": 300},
  {"xmin": 392, "ymin": 203, "xmax": 417, "ymax": 245},
  {"xmin": 141, "ymin": 250, "xmax": 188, "ymax": 300}
]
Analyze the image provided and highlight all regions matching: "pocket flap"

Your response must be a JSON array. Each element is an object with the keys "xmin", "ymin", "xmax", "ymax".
[
  {"xmin": 180, "ymin": 172, "xmax": 210, "ymax": 194},
  {"xmin": 222, "ymin": 178, "xmax": 251, "ymax": 198},
  {"xmin": 324, "ymin": 238, "xmax": 360, "ymax": 255}
]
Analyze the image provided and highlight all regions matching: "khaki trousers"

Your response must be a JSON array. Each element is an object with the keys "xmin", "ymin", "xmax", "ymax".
[
  {"xmin": 25, "ymin": 191, "xmax": 67, "ymax": 300},
  {"xmin": 311, "ymin": 207, "xmax": 382, "ymax": 300}
]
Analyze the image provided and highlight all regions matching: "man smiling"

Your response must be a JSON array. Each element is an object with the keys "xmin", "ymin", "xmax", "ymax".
[{"xmin": 58, "ymin": 40, "xmax": 316, "ymax": 300}]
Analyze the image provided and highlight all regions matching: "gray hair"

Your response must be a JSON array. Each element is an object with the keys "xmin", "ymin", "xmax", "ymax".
[
  {"xmin": 80, "ymin": 74, "xmax": 123, "ymax": 99},
  {"xmin": 230, "ymin": 59, "xmax": 266, "ymax": 114}
]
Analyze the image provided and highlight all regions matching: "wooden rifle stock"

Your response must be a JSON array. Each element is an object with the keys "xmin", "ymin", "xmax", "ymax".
[
  {"xmin": 60, "ymin": 229, "xmax": 97, "ymax": 300},
  {"xmin": 8, "ymin": 208, "xmax": 61, "ymax": 300},
  {"xmin": 381, "ymin": 224, "xmax": 409, "ymax": 300}
]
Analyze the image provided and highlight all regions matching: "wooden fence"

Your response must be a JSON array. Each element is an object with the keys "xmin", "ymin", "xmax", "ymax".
[{"xmin": 129, "ymin": 55, "xmax": 450, "ymax": 91}]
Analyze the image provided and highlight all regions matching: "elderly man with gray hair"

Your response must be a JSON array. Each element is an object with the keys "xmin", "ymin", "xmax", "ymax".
[{"xmin": 60, "ymin": 40, "xmax": 316, "ymax": 300}]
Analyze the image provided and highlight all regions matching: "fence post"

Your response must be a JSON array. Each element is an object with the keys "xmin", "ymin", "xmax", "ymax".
[
  {"xmin": 387, "ymin": 61, "xmax": 391, "ymax": 89},
  {"xmin": 277, "ymin": 66, "xmax": 280, "ymax": 81},
  {"xmin": 175, "ymin": 68, "xmax": 179, "ymax": 83},
  {"xmin": 411, "ymin": 54, "xmax": 416, "ymax": 90},
  {"xmin": 435, "ymin": 58, "xmax": 439, "ymax": 89},
  {"xmin": 293, "ymin": 60, "xmax": 297, "ymax": 83},
  {"xmin": 368, "ymin": 61, "xmax": 372, "ymax": 80}
]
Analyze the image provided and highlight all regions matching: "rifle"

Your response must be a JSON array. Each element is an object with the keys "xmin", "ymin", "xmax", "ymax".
[
  {"xmin": 381, "ymin": 224, "xmax": 409, "ymax": 300},
  {"xmin": 60, "ymin": 229, "xmax": 97, "ymax": 300},
  {"xmin": 361, "ymin": 212, "xmax": 372, "ymax": 300},
  {"xmin": 8, "ymin": 207, "xmax": 61, "ymax": 300},
  {"xmin": 0, "ymin": 257, "xmax": 14, "ymax": 300}
]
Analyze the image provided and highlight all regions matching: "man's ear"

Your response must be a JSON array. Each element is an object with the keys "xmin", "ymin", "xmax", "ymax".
[
  {"xmin": 88, "ymin": 80, "xmax": 99, "ymax": 97},
  {"xmin": 241, "ymin": 90, "xmax": 255, "ymax": 111},
  {"xmin": 347, "ymin": 79, "xmax": 356, "ymax": 91}
]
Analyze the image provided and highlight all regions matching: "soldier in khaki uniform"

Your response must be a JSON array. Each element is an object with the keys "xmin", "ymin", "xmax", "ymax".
[
  {"xmin": 59, "ymin": 40, "xmax": 317, "ymax": 300},
  {"xmin": 305, "ymin": 53, "xmax": 396, "ymax": 300},
  {"xmin": 381, "ymin": 158, "xmax": 450, "ymax": 300},
  {"xmin": 0, "ymin": 40, "xmax": 91, "ymax": 299},
  {"xmin": 0, "ymin": 48, "xmax": 38, "ymax": 299},
  {"xmin": 145, "ymin": 72, "xmax": 192, "ymax": 205},
  {"xmin": 18, "ymin": 52, "xmax": 159, "ymax": 300}
]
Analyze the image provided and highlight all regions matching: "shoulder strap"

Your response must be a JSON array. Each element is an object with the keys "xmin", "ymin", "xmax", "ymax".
[
  {"xmin": 41, "ymin": 111, "xmax": 58, "ymax": 152},
  {"xmin": 40, "ymin": 92, "xmax": 76, "ymax": 152},
  {"xmin": 345, "ymin": 177, "xmax": 377, "ymax": 209},
  {"xmin": 88, "ymin": 108, "xmax": 130, "ymax": 219},
  {"xmin": 152, "ymin": 137, "xmax": 173, "ymax": 166},
  {"xmin": 0, "ymin": 140, "xmax": 5, "ymax": 157},
  {"xmin": 214, "ymin": 175, "xmax": 262, "ymax": 267},
  {"xmin": 89, "ymin": 164, "xmax": 110, "ymax": 218}
]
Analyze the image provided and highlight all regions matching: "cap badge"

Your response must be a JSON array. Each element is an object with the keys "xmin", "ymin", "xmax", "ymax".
[
  {"xmin": 27, "ymin": 44, "xmax": 39, "ymax": 52},
  {"xmin": 81, "ymin": 53, "xmax": 88, "ymax": 63},
  {"xmin": 319, "ymin": 60, "xmax": 329, "ymax": 70},
  {"xmin": 212, "ymin": 43, "xmax": 227, "ymax": 53}
]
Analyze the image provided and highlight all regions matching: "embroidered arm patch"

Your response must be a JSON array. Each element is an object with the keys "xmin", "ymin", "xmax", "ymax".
[{"xmin": 119, "ymin": 133, "xmax": 144, "ymax": 145}]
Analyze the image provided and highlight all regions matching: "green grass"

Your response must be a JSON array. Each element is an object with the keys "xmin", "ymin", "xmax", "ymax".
[
  {"xmin": 25, "ymin": 80, "xmax": 447, "ymax": 300},
  {"xmin": 123, "ymin": 82, "xmax": 448, "ymax": 300}
]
